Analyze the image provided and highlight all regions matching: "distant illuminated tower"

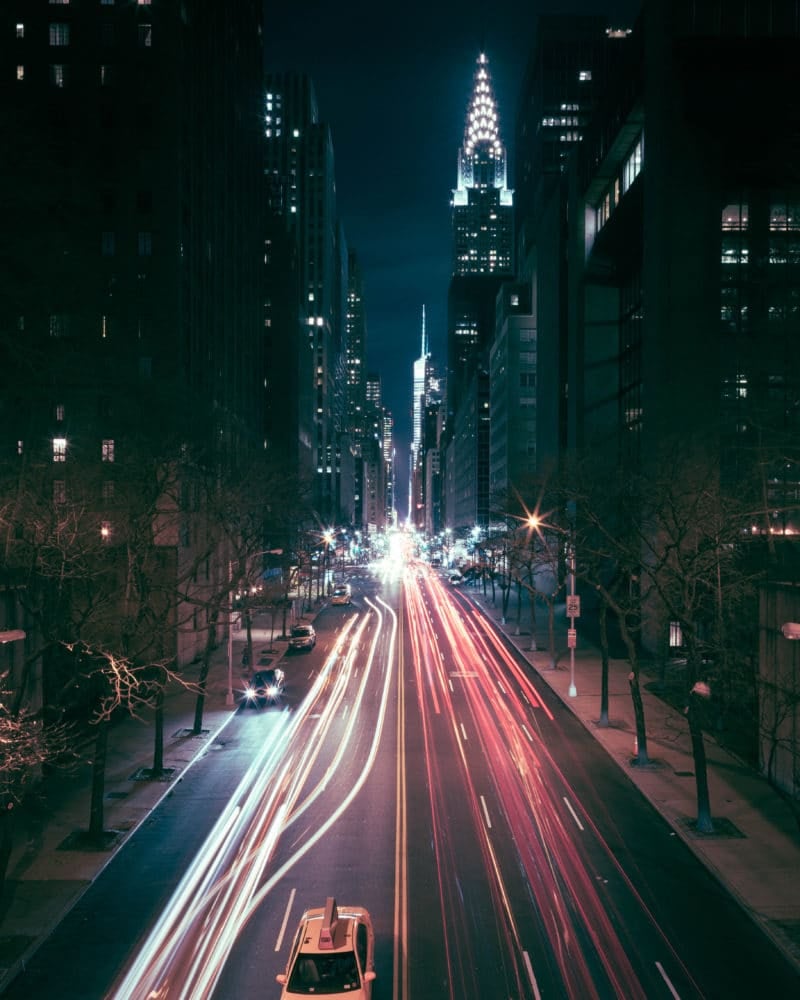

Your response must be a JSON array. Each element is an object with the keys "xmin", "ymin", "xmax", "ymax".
[
  {"xmin": 445, "ymin": 51, "xmax": 514, "ymax": 530},
  {"xmin": 452, "ymin": 52, "xmax": 513, "ymax": 277},
  {"xmin": 409, "ymin": 306, "xmax": 441, "ymax": 528},
  {"xmin": 447, "ymin": 52, "xmax": 514, "ymax": 427}
]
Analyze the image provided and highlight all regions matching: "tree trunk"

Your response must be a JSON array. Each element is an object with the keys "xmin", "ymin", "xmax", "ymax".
[
  {"xmin": 687, "ymin": 699, "xmax": 714, "ymax": 833},
  {"xmin": 0, "ymin": 792, "xmax": 15, "ymax": 903},
  {"xmin": 528, "ymin": 588, "xmax": 537, "ymax": 652},
  {"xmin": 598, "ymin": 603, "xmax": 610, "ymax": 727},
  {"xmin": 515, "ymin": 582, "xmax": 522, "ymax": 635},
  {"xmin": 628, "ymin": 665, "xmax": 651, "ymax": 766},
  {"xmin": 88, "ymin": 719, "xmax": 109, "ymax": 843},
  {"xmin": 193, "ymin": 616, "xmax": 216, "ymax": 734},
  {"xmin": 151, "ymin": 683, "xmax": 164, "ymax": 778},
  {"xmin": 245, "ymin": 607, "xmax": 254, "ymax": 664}
]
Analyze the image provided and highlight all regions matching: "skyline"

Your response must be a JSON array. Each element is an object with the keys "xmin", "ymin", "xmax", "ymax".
[{"xmin": 263, "ymin": 0, "xmax": 642, "ymax": 516}]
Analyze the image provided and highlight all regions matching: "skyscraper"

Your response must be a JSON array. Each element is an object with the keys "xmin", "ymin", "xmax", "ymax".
[
  {"xmin": 409, "ymin": 306, "xmax": 440, "ymax": 528},
  {"xmin": 0, "ymin": 0, "xmax": 267, "ymax": 670},
  {"xmin": 264, "ymin": 72, "xmax": 344, "ymax": 521},
  {"xmin": 445, "ymin": 52, "xmax": 514, "ymax": 530}
]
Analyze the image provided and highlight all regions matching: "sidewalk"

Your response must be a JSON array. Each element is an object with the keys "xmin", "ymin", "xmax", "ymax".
[
  {"xmin": 468, "ymin": 588, "xmax": 800, "ymax": 975},
  {"xmin": 0, "ymin": 618, "xmax": 287, "ymax": 991},
  {"xmin": 1, "ymin": 594, "xmax": 800, "ymax": 990}
]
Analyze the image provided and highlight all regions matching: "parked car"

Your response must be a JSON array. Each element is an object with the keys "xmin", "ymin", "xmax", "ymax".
[
  {"xmin": 243, "ymin": 668, "xmax": 285, "ymax": 707},
  {"xmin": 449, "ymin": 572, "xmax": 464, "ymax": 586},
  {"xmin": 330, "ymin": 583, "xmax": 351, "ymax": 606},
  {"xmin": 277, "ymin": 897, "xmax": 376, "ymax": 998},
  {"xmin": 288, "ymin": 623, "xmax": 316, "ymax": 652}
]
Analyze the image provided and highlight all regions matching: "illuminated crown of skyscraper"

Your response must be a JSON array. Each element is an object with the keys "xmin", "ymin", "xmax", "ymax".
[{"xmin": 464, "ymin": 53, "xmax": 502, "ymax": 157}]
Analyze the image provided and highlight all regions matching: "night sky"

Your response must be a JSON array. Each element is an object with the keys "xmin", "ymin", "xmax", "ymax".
[{"xmin": 264, "ymin": 1, "xmax": 641, "ymax": 517}]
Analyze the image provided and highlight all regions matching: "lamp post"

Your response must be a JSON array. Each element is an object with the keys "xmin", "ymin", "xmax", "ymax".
[{"xmin": 528, "ymin": 514, "xmax": 579, "ymax": 698}]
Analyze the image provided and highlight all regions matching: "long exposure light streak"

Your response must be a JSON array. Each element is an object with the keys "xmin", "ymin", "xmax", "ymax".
[
  {"xmin": 404, "ymin": 567, "xmax": 668, "ymax": 998},
  {"xmin": 110, "ymin": 604, "xmax": 396, "ymax": 1000}
]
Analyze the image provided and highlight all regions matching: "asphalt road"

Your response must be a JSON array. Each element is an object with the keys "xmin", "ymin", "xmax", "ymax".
[{"xmin": 4, "ymin": 565, "xmax": 798, "ymax": 999}]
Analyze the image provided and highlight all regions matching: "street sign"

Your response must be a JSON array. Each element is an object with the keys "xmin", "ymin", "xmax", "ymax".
[
  {"xmin": 566, "ymin": 595, "xmax": 581, "ymax": 618},
  {"xmin": 567, "ymin": 628, "xmax": 577, "ymax": 649}
]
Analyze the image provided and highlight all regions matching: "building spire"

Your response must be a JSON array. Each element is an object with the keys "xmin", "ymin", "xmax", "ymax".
[
  {"xmin": 421, "ymin": 304, "xmax": 427, "ymax": 358},
  {"xmin": 464, "ymin": 52, "xmax": 501, "ymax": 156}
]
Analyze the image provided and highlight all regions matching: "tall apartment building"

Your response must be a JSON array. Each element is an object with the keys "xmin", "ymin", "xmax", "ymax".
[
  {"xmin": 0, "ymin": 0, "xmax": 267, "ymax": 672},
  {"xmin": 264, "ymin": 72, "xmax": 345, "ymax": 522},
  {"xmin": 568, "ymin": 0, "xmax": 800, "ymax": 792},
  {"xmin": 514, "ymin": 15, "xmax": 622, "ymax": 481}
]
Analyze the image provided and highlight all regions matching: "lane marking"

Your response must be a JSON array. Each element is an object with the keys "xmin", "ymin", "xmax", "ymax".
[
  {"xmin": 274, "ymin": 887, "xmax": 296, "ymax": 952},
  {"xmin": 460, "ymin": 722, "xmax": 468, "ymax": 741},
  {"xmin": 655, "ymin": 961, "xmax": 682, "ymax": 999},
  {"xmin": 480, "ymin": 794, "xmax": 492, "ymax": 829},
  {"xmin": 563, "ymin": 796, "xmax": 585, "ymax": 831},
  {"xmin": 523, "ymin": 950, "xmax": 542, "ymax": 1000}
]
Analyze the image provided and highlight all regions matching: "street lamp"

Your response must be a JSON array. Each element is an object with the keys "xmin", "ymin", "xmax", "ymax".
[{"xmin": 528, "ymin": 514, "xmax": 578, "ymax": 698}]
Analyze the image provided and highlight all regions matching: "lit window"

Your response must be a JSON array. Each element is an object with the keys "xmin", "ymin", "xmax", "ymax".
[
  {"xmin": 49, "ymin": 314, "xmax": 69, "ymax": 337},
  {"xmin": 138, "ymin": 0, "xmax": 152, "ymax": 4},
  {"xmin": 53, "ymin": 481, "xmax": 66, "ymax": 505},
  {"xmin": 49, "ymin": 0, "xmax": 70, "ymax": 5},
  {"xmin": 55, "ymin": 404, "xmax": 65, "ymax": 421},
  {"xmin": 579, "ymin": 70, "xmax": 592, "ymax": 81},
  {"xmin": 16, "ymin": 24, "xmax": 24, "ymax": 38},
  {"xmin": 17, "ymin": 441, "xmax": 23, "ymax": 455},
  {"xmin": 138, "ymin": 231, "xmax": 152, "ymax": 256},
  {"xmin": 138, "ymin": 24, "xmax": 152, "ymax": 47},
  {"xmin": 53, "ymin": 438, "xmax": 67, "ymax": 462},
  {"xmin": 16, "ymin": 65, "xmax": 24, "ymax": 81},
  {"xmin": 50, "ymin": 64, "xmax": 66, "ymax": 87},
  {"xmin": 49, "ymin": 23, "xmax": 70, "ymax": 46},
  {"xmin": 101, "ymin": 521, "xmax": 112, "ymax": 541},
  {"xmin": 102, "ymin": 439, "xmax": 115, "ymax": 462}
]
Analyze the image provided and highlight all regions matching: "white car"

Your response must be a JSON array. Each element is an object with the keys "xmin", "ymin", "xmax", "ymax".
[
  {"xmin": 277, "ymin": 897, "xmax": 376, "ymax": 998},
  {"xmin": 330, "ymin": 583, "xmax": 351, "ymax": 605}
]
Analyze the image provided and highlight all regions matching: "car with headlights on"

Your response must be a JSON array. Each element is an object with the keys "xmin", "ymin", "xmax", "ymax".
[
  {"xmin": 277, "ymin": 897, "xmax": 376, "ymax": 998},
  {"xmin": 288, "ymin": 622, "xmax": 316, "ymax": 652},
  {"xmin": 243, "ymin": 668, "xmax": 285, "ymax": 707},
  {"xmin": 330, "ymin": 582, "xmax": 351, "ymax": 605}
]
